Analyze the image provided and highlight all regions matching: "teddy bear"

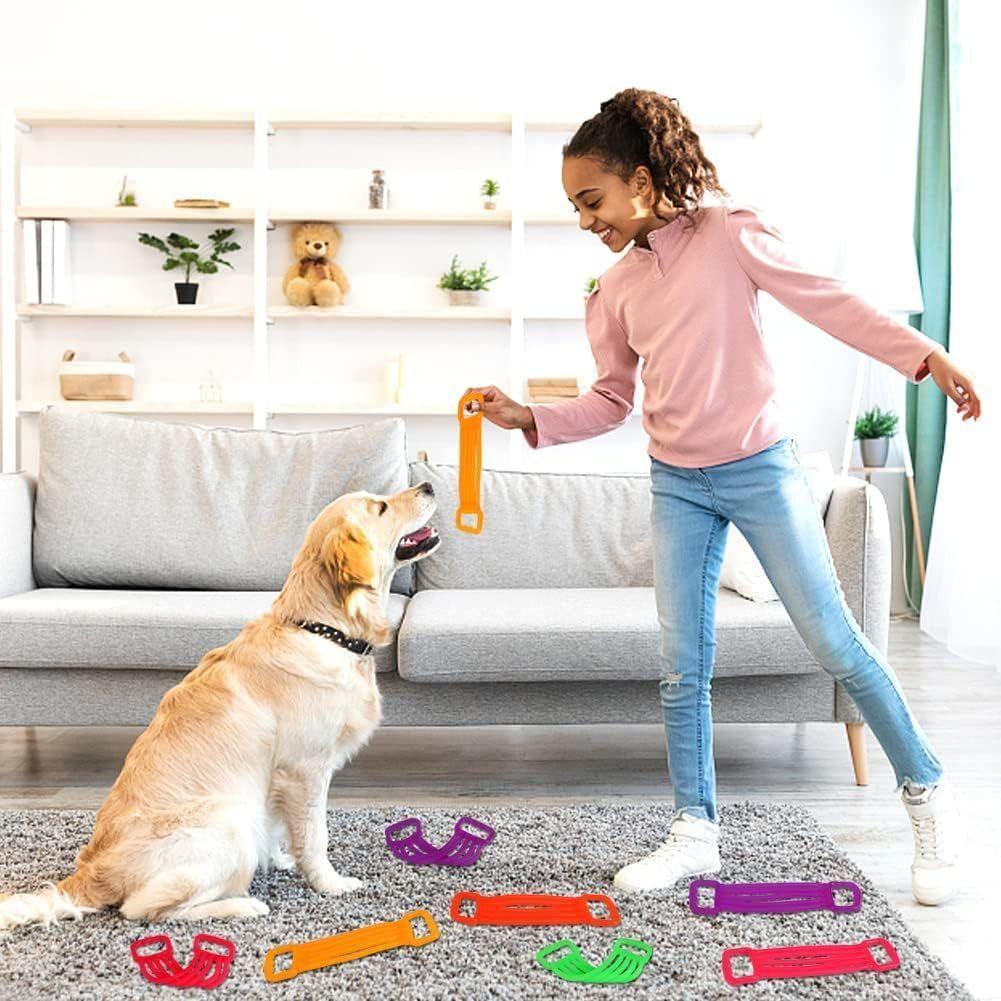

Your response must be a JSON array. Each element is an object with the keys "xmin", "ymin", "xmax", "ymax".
[{"xmin": 282, "ymin": 222, "xmax": 351, "ymax": 307}]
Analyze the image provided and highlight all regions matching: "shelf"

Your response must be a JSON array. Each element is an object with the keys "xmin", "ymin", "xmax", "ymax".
[
  {"xmin": 19, "ymin": 304, "xmax": 253, "ymax": 319},
  {"xmin": 15, "ymin": 110, "xmax": 254, "ymax": 129},
  {"xmin": 526, "ymin": 116, "xmax": 762, "ymax": 136},
  {"xmin": 15, "ymin": 111, "xmax": 757, "ymax": 135},
  {"xmin": 18, "ymin": 207, "xmax": 508, "ymax": 225},
  {"xmin": 18, "ymin": 400, "xmax": 253, "ymax": 414},
  {"xmin": 269, "ymin": 112, "xmax": 511, "ymax": 132},
  {"xmin": 17, "ymin": 304, "xmax": 511, "ymax": 321},
  {"xmin": 269, "ymin": 208, "xmax": 510, "ymax": 225},
  {"xmin": 268, "ymin": 402, "xmax": 457, "ymax": 415},
  {"xmin": 17, "ymin": 206, "xmax": 253, "ymax": 222},
  {"xmin": 269, "ymin": 304, "xmax": 510, "ymax": 321}
]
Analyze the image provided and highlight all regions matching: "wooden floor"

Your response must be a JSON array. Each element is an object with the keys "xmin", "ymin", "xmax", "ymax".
[{"xmin": 1, "ymin": 618, "xmax": 997, "ymax": 999}]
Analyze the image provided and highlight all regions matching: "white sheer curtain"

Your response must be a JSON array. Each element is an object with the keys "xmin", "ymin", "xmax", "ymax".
[{"xmin": 920, "ymin": 0, "xmax": 1001, "ymax": 669}]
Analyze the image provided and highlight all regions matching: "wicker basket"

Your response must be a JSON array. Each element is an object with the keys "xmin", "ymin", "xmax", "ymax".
[{"xmin": 59, "ymin": 350, "xmax": 134, "ymax": 401}]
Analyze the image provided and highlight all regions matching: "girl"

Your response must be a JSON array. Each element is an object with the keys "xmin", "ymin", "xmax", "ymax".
[{"xmin": 466, "ymin": 88, "xmax": 981, "ymax": 905}]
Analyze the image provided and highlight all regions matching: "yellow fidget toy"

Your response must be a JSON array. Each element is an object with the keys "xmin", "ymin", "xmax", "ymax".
[
  {"xmin": 261, "ymin": 909, "xmax": 439, "ymax": 983},
  {"xmin": 456, "ymin": 390, "xmax": 484, "ymax": 534}
]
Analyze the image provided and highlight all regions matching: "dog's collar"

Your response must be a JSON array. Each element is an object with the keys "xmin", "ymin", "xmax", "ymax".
[{"xmin": 295, "ymin": 619, "xmax": 373, "ymax": 656}]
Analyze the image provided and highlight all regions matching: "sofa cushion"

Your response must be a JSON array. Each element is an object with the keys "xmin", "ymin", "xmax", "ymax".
[
  {"xmin": 409, "ymin": 460, "xmax": 652, "ymax": 590},
  {"xmin": 33, "ymin": 408, "xmax": 413, "ymax": 594},
  {"xmin": 0, "ymin": 588, "xmax": 406, "ymax": 674},
  {"xmin": 397, "ymin": 587, "xmax": 822, "ymax": 683}
]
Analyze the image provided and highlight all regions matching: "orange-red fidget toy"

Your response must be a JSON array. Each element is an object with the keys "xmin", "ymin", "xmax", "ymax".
[{"xmin": 456, "ymin": 390, "xmax": 484, "ymax": 534}]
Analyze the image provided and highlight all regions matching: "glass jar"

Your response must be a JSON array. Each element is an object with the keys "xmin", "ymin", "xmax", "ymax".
[{"xmin": 369, "ymin": 168, "xmax": 388, "ymax": 209}]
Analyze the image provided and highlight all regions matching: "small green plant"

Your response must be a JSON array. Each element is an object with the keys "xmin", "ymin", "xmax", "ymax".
[
  {"xmin": 584, "ymin": 276, "xmax": 598, "ymax": 295},
  {"xmin": 137, "ymin": 228, "xmax": 241, "ymax": 282},
  {"xmin": 854, "ymin": 405, "xmax": 899, "ymax": 440},
  {"xmin": 117, "ymin": 175, "xmax": 136, "ymax": 207},
  {"xmin": 438, "ymin": 254, "xmax": 498, "ymax": 292},
  {"xmin": 480, "ymin": 178, "xmax": 501, "ymax": 197}
]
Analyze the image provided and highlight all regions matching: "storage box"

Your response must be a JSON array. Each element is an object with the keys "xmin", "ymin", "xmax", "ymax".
[{"xmin": 59, "ymin": 350, "xmax": 134, "ymax": 401}]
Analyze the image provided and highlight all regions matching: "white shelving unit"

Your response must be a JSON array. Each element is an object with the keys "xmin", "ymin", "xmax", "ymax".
[{"xmin": 0, "ymin": 108, "xmax": 761, "ymax": 472}]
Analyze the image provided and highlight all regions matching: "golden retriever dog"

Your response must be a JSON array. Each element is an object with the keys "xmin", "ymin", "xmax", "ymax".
[{"xmin": 0, "ymin": 481, "xmax": 439, "ymax": 928}]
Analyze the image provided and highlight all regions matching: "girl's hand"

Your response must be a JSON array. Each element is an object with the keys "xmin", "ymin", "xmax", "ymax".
[
  {"xmin": 462, "ymin": 385, "xmax": 533, "ymax": 430},
  {"xmin": 927, "ymin": 349, "xmax": 982, "ymax": 421}
]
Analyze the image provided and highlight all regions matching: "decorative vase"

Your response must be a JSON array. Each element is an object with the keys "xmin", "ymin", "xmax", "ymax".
[
  {"xmin": 859, "ymin": 436, "xmax": 891, "ymax": 468},
  {"xmin": 447, "ymin": 289, "xmax": 484, "ymax": 307},
  {"xmin": 482, "ymin": 197, "xmax": 496, "ymax": 211},
  {"xmin": 175, "ymin": 282, "xmax": 199, "ymax": 304},
  {"xmin": 369, "ymin": 169, "xmax": 388, "ymax": 209}
]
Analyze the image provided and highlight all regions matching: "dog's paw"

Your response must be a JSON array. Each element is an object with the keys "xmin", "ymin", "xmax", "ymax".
[
  {"xmin": 306, "ymin": 866, "xmax": 364, "ymax": 896},
  {"xmin": 270, "ymin": 844, "xmax": 296, "ymax": 871},
  {"xmin": 230, "ymin": 897, "xmax": 271, "ymax": 919}
]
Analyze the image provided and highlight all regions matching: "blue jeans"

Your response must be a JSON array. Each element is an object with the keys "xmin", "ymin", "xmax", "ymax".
[{"xmin": 649, "ymin": 434, "xmax": 943, "ymax": 823}]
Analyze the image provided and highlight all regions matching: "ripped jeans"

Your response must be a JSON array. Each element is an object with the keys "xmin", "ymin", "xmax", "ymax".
[{"xmin": 650, "ymin": 434, "xmax": 943, "ymax": 823}]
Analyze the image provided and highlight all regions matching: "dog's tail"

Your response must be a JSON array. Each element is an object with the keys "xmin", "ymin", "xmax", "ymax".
[{"xmin": 0, "ymin": 871, "xmax": 103, "ymax": 931}]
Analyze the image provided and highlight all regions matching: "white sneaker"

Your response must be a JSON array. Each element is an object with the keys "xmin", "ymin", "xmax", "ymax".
[
  {"xmin": 902, "ymin": 780, "xmax": 962, "ymax": 905},
  {"xmin": 613, "ymin": 813, "xmax": 721, "ymax": 892}
]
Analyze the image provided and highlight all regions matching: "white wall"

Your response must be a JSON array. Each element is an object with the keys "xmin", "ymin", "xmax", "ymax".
[{"xmin": 0, "ymin": 0, "xmax": 926, "ymax": 611}]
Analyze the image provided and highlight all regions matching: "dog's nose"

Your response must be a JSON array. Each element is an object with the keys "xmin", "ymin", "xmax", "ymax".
[{"xmin": 419, "ymin": 481, "xmax": 434, "ymax": 496}]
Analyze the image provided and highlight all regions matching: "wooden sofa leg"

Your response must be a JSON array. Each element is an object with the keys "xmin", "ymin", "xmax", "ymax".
[{"xmin": 845, "ymin": 723, "xmax": 868, "ymax": 786}]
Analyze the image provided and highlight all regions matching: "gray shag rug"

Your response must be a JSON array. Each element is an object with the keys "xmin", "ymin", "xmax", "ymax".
[{"xmin": 0, "ymin": 802, "xmax": 976, "ymax": 999}]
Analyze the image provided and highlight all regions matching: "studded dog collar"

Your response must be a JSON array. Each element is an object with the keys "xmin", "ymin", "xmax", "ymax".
[{"xmin": 295, "ymin": 619, "xmax": 373, "ymax": 656}]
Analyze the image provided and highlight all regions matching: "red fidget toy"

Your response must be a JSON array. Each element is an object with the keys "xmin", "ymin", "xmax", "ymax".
[
  {"xmin": 721, "ymin": 937, "xmax": 900, "ymax": 986},
  {"xmin": 130, "ymin": 933, "xmax": 236, "ymax": 990},
  {"xmin": 450, "ymin": 891, "xmax": 620, "ymax": 927}
]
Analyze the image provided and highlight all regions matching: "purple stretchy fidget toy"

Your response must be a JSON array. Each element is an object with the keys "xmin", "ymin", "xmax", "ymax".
[
  {"xmin": 689, "ymin": 879, "xmax": 863, "ymax": 916},
  {"xmin": 385, "ymin": 815, "xmax": 496, "ymax": 867}
]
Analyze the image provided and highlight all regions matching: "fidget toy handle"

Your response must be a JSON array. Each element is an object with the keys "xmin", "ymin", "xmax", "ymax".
[
  {"xmin": 262, "ymin": 909, "xmax": 439, "ymax": 983},
  {"xmin": 721, "ymin": 937, "xmax": 900, "ymax": 986},
  {"xmin": 456, "ymin": 390, "xmax": 484, "ymax": 534},
  {"xmin": 690, "ymin": 878, "xmax": 864, "ymax": 916}
]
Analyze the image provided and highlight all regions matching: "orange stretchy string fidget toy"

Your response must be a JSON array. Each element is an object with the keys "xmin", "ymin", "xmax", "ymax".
[
  {"xmin": 261, "ymin": 909, "xmax": 439, "ymax": 983},
  {"xmin": 456, "ymin": 390, "xmax": 484, "ymax": 534}
]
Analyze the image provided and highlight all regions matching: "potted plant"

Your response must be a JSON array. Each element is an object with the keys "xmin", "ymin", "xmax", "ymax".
[
  {"xmin": 117, "ymin": 175, "xmax": 137, "ymax": 207},
  {"xmin": 854, "ymin": 405, "xmax": 898, "ymax": 467},
  {"xmin": 438, "ymin": 254, "xmax": 498, "ymax": 306},
  {"xmin": 583, "ymin": 276, "xmax": 598, "ymax": 303},
  {"xmin": 480, "ymin": 178, "xmax": 501, "ymax": 210},
  {"xmin": 137, "ymin": 228, "xmax": 241, "ymax": 304}
]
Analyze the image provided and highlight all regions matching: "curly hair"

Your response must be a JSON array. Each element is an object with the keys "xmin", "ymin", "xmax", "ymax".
[{"xmin": 564, "ymin": 89, "xmax": 729, "ymax": 231}]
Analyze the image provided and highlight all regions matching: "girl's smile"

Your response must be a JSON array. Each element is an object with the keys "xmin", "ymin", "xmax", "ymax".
[{"xmin": 563, "ymin": 154, "xmax": 680, "ymax": 253}]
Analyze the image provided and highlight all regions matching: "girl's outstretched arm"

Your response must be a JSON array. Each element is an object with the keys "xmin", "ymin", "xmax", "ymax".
[{"xmin": 725, "ymin": 205, "xmax": 939, "ymax": 382}]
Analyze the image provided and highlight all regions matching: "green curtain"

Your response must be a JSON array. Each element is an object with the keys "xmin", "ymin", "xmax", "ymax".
[{"xmin": 905, "ymin": 0, "xmax": 952, "ymax": 611}]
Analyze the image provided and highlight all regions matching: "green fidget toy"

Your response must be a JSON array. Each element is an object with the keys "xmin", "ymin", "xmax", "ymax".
[{"xmin": 536, "ymin": 937, "xmax": 653, "ymax": 984}]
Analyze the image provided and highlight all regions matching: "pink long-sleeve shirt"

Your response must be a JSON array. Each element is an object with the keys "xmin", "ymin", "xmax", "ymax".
[{"xmin": 522, "ymin": 202, "xmax": 939, "ymax": 468}]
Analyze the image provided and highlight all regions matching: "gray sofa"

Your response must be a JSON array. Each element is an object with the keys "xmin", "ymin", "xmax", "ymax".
[{"xmin": 0, "ymin": 406, "xmax": 885, "ymax": 785}]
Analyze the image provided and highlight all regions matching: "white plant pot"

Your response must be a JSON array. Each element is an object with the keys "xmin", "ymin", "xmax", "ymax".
[{"xmin": 447, "ymin": 289, "xmax": 485, "ymax": 307}]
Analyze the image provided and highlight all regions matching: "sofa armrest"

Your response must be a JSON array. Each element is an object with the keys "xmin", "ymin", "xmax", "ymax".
[
  {"xmin": 824, "ymin": 474, "xmax": 892, "ymax": 723},
  {"xmin": 0, "ymin": 472, "xmax": 37, "ymax": 598}
]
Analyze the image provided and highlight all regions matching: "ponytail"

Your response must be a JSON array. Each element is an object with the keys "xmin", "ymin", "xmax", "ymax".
[{"xmin": 564, "ymin": 89, "xmax": 729, "ymax": 229}]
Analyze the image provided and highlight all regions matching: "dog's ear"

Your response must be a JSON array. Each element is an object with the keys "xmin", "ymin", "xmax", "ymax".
[{"xmin": 321, "ymin": 521, "xmax": 379, "ymax": 592}]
